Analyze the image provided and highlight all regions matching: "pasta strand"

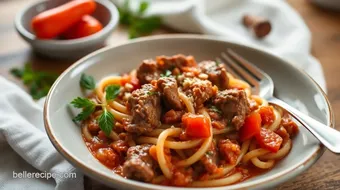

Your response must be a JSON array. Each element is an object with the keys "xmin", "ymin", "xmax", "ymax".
[
  {"xmin": 192, "ymin": 173, "xmax": 243, "ymax": 187},
  {"xmin": 156, "ymin": 128, "xmax": 182, "ymax": 179},
  {"xmin": 136, "ymin": 136, "xmax": 202, "ymax": 149}
]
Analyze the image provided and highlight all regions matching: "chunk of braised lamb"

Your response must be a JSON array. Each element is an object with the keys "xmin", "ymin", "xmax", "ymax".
[
  {"xmin": 198, "ymin": 61, "xmax": 229, "ymax": 90},
  {"xmin": 122, "ymin": 144, "xmax": 155, "ymax": 182},
  {"xmin": 183, "ymin": 78, "xmax": 216, "ymax": 108},
  {"xmin": 157, "ymin": 77, "xmax": 183, "ymax": 110},
  {"xmin": 162, "ymin": 109, "xmax": 185, "ymax": 124},
  {"xmin": 275, "ymin": 126, "xmax": 290, "ymax": 143},
  {"xmin": 281, "ymin": 111, "xmax": 299, "ymax": 137},
  {"xmin": 136, "ymin": 59, "xmax": 161, "ymax": 84},
  {"xmin": 126, "ymin": 84, "xmax": 161, "ymax": 134},
  {"xmin": 218, "ymin": 139, "xmax": 241, "ymax": 165},
  {"xmin": 156, "ymin": 54, "xmax": 197, "ymax": 71},
  {"xmin": 213, "ymin": 89, "xmax": 250, "ymax": 130}
]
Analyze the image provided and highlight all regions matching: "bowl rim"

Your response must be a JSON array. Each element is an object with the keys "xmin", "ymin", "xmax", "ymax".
[
  {"xmin": 14, "ymin": 0, "xmax": 119, "ymax": 45},
  {"xmin": 44, "ymin": 34, "xmax": 334, "ymax": 189}
]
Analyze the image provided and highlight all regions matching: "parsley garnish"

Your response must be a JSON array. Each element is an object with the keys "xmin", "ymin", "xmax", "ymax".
[
  {"xmin": 10, "ymin": 63, "xmax": 58, "ymax": 100},
  {"xmin": 74, "ymin": 104, "xmax": 96, "ymax": 122},
  {"xmin": 118, "ymin": 0, "xmax": 162, "ymax": 39},
  {"xmin": 70, "ymin": 74, "xmax": 119, "ymax": 136},
  {"xmin": 71, "ymin": 97, "xmax": 96, "ymax": 108},
  {"xmin": 105, "ymin": 85, "xmax": 121, "ymax": 101},
  {"xmin": 98, "ymin": 109, "xmax": 114, "ymax": 136},
  {"xmin": 160, "ymin": 70, "xmax": 172, "ymax": 77},
  {"xmin": 80, "ymin": 73, "xmax": 96, "ymax": 90},
  {"xmin": 210, "ymin": 106, "xmax": 222, "ymax": 115},
  {"xmin": 71, "ymin": 97, "xmax": 96, "ymax": 122}
]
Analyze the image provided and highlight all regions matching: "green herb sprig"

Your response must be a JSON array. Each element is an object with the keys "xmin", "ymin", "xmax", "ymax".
[
  {"xmin": 10, "ymin": 64, "xmax": 58, "ymax": 100},
  {"xmin": 210, "ymin": 105, "xmax": 222, "ymax": 115},
  {"xmin": 118, "ymin": 0, "xmax": 162, "ymax": 39},
  {"xmin": 160, "ymin": 70, "xmax": 172, "ymax": 77},
  {"xmin": 215, "ymin": 60, "xmax": 221, "ymax": 66},
  {"xmin": 71, "ymin": 74, "xmax": 121, "ymax": 136},
  {"xmin": 80, "ymin": 73, "xmax": 96, "ymax": 90}
]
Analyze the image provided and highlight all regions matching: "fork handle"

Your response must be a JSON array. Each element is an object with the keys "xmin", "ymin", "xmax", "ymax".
[{"xmin": 268, "ymin": 97, "xmax": 339, "ymax": 154}]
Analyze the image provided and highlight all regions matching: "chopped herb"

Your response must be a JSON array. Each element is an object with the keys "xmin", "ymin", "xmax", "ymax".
[
  {"xmin": 80, "ymin": 73, "xmax": 96, "ymax": 90},
  {"xmin": 160, "ymin": 70, "xmax": 172, "ymax": 77},
  {"xmin": 10, "ymin": 63, "xmax": 58, "ymax": 100},
  {"xmin": 105, "ymin": 84, "xmax": 121, "ymax": 101},
  {"xmin": 215, "ymin": 60, "xmax": 221, "ymax": 66},
  {"xmin": 98, "ymin": 109, "xmax": 114, "ymax": 136},
  {"xmin": 205, "ymin": 150, "xmax": 214, "ymax": 156},
  {"xmin": 210, "ymin": 105, "xmax": 222, "ymax": 115},
  {"xmin": 118, "ymin": 0, "xmax": 162, "ymax": 39},
  {"xmin": 147, "ymin": 91, "xmax": 159, "ymax": 96}
]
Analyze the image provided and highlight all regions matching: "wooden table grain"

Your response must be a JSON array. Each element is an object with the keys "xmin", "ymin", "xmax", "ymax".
[{"xmin": 1, "ymin": 0, "xmax": 340, "ymax": 189}]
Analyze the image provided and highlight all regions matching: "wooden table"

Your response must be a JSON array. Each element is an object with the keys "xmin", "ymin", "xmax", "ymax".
[{"xmin": 1, "ymin": 0, "xmax": 340, "ymax": 189}]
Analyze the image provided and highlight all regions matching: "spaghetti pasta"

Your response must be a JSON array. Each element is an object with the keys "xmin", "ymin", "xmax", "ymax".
[
  {"xmin": 156, "ymin": 127, "xmax": 182, "ymax": 179},
  {"xmin": 74, "ymin": 54, "xmax": 298, "ymax": 187},
  {"xmin": 178, "ymin": 91, "xmax": 195, "ymax": 114},
  {"xmin": 82, "ymin": 125, "xmax": 93, "ymax": 141},
  {"xmin": 242, "ymin": 148, "xmax": 270, "ymax": 164},
  {"xmin": 136, "ymin": 136, "xmax": 202, "ymax": 149},
  {"xmin": 107, "ymin": 106, "xmax": 132, "ymax": 122},
  {"xmin": 267, "ymin": 108, "xmax": 282, "ymax": 131},
  {"xmin": 259, "ymin": 139, "xmax": 292, "ymax": 160},
  {"xmin": 192, "ymin": 172, "xmax": 243, "ymax": 187},
  {"xmin": 110, "ymin": 101, "xmax": 129, "ymax": 114}
]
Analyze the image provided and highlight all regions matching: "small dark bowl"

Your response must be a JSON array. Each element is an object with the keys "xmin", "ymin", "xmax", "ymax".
[{"xmin": 15, "ymin": 0, "xmax": 119, "ymax": 59}]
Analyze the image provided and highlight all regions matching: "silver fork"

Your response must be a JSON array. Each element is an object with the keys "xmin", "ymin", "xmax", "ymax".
[{"xmin": 218, "ymin": 49, "xmax": 340, "ymax": 154}]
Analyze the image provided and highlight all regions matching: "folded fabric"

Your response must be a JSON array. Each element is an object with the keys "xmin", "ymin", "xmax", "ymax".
[{"xmin": 0, "ymin": 76, "xmax": 84, "ymax": 190}]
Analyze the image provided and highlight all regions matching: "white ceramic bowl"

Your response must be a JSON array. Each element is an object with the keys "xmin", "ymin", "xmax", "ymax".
[
  {"xmin": 15, "ymin": 0, "xmax": 119, "ymax": 60},
  {"xmin": 44, "ymin": 35, "xmax": 334, "ymax": 190}
]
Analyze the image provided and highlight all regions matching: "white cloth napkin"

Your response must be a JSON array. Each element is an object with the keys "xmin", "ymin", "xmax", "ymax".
[
  {"xmin": 0, "ymin": 0, "xmax": 326, "ymax": 190},
  {"xmin": 0, "ymin": 77, "xmax": 84, "ymax": 190}
]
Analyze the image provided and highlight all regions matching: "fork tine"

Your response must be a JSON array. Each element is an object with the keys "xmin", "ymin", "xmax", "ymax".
[
  {"xmin": 221, "ymin": 52, "xmax": 260, "ymax": 88},
  {"xmin": 226, "ymin": 49, "xmax": 264, "ymax": 80},
  {"xmin": 215, "ymin": 57, "xmax": 243, "ymax": 80}
]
